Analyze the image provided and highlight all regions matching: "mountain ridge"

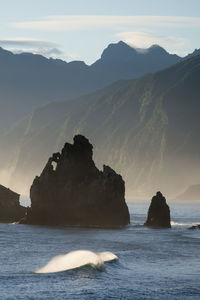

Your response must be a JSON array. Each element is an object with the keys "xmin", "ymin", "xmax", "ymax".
[
  {"xmin": 0, "ymin": 40, "xmax": 195, "ymax": 134},
  {"xmin": 1, "ymin": 54, "xmax": 200, "ymax": 198}
]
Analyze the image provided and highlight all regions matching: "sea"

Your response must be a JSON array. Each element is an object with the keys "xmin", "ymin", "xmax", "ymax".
[{"xmin": 0, "ymin": 201, "xmax": 199, "ymax": 300}]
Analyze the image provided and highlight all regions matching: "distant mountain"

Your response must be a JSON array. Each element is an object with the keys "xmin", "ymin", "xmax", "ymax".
[
  {"xmin": 91, "ymin": 42, "xmax": 181, "ymax": 84},
  {"xmin": 185, "ymin": 48, "xmax": 200, "ymax": 60},
  {"xmin": 1, "ymin": 54, "xmax": 200, "ymax": 198},
  {"xmin": 0, "ymin": 42, "xmax": 183, "ymax": 133},
  {"xmin": 0, "ymin": 47, "xmax": 91, "ymax": 133}
]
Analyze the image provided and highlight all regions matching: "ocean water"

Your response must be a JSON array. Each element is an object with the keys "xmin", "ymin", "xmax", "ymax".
[{"xmin": 0, "ymin": 202, "xmax": 199, "ymax": 300}]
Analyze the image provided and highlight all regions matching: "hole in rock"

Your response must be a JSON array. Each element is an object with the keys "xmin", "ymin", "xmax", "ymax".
[{"xmin": 52, "ymin": 161, "xmax": 57, "ymax": 171}]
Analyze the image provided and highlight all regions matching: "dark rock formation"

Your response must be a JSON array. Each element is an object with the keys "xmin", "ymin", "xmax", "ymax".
[
  {"xmin": 22, "ymin": 135, "xmax": 130, "ymax": 227},
  {"xmin": 188, "ymin": 224, "xmax": 200, "ymax": 230},
  {"xmin": 0, "ymin": 185, "xmax": 26, "ymax": 222},
  {"xmin": 144, "ymin": 191, "xmax": 171, "ymax": 228}
]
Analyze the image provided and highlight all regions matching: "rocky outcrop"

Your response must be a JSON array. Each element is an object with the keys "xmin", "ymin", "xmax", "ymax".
[
  {"xmin": 188, "ymin": 224, "xmax": 200, "ymax": 230},
  {"xmin": 0, "ymin": 185, "xmax": 26, "ymax": 222},
  {"xmin": 144, "ymin": 191, "xmax": 171, "ymax": 228},
  {"xmin": 22, "ymin": 135, "xmax": 130, "ymax": 227}
]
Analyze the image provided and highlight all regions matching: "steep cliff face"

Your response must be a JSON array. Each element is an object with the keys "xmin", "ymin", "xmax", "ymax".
[
  {"xmin": 2, "ymin": 54, "xmax": 200, "ymax": 199},
  {"xmin": 0, "ymin": 42, "xmax": 182, "ymax": 134},
  {"xmin": 177, "ymin": 185, "xmax": 200, "ymax": 201},
  {"xmin": 23, "ymin": 135, "xmax": 130, "ymax": 227},
  {"xmin": 0, "ymin": 185, "xmax": 25, "ymax": 222},
  {"xmin": 144, "ymin": 191, "xmax": 171, "ymax": 228}
]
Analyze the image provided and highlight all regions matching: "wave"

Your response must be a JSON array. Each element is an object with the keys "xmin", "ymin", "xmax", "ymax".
[
  {"xmin": 171, "ymin": 221, "xmax": 195, "ymax": 226},
  {"xmin": 35, "ymin": 250, "xmax": 118, "ymax": 274}
]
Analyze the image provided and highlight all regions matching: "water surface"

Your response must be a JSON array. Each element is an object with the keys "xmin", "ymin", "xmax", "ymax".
[{"xmin": 0, "ymin": 202, "xmax": 199, "ymax": 299}]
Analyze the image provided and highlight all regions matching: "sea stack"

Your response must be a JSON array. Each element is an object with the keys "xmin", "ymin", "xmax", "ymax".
[
  {"xmin": 188, "ymin": 224, "xmax": 200, "ymax": 230},
  {"xmin": 22, "ymin": 135, "xmax": 130, "ymax": 227},
  {"xmin": 144, "ymin": 191, "xmax": 171, "ymax": 228},
  {"xmin": 0, "ymin": 184, "xmax": 26, "ymax": 222}
]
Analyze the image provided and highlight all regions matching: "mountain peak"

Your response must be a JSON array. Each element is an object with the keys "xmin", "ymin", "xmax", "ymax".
[
  {"xmin": 99, "ymin": 41, "xmax": 174, "ymax": 62},
  {"xmin": 0, "ymin": 47, "xmax": 13, "ymax": 56},
  {"xmin": 117, "ymin": 40, "xmax": 130, "ymax": 47},
  {"xmin": 185, "ymin": 48, "xmax": 200, "ymax": 59},
  {"xmin": 100, "ymin": 41, "xmax": 136, "ymax": 61},
  {"xmin": 148, "ymin": 44, "xmax": 168, "ymax": 54}
]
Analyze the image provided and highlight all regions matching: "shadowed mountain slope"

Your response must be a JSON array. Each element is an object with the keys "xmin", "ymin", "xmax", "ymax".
[
  {"xmin": 0, "ymin": 42, "xmax": 183, "ymax": 133},
  {"xmin": 177, "ymin": 184, "xmax": 200, "ymax": 201},
  {"xmin": 1, "ymin": 54, "xmax": 200, "ymax": 198}
]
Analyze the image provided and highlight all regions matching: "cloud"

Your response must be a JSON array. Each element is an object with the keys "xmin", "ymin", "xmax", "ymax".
[
  {"xmin": 44, "ymin": 48, "xmax": 63, "ymax": 56},
  {"xmin": 12, "ymin": 47, "xmax": 63, "ymax": 57},
  {"xmin": 0, "ymin": 38, "xmax": 58, "ymax": 48},
  {"xmin": 115, "ymin": 31, "xmax": 189, "ymax": 55},
  {"xmin": 12, "ymin": 15, "xmax": 200, "ymax": 31},
  {"xmin": 0, "ymin": 38, "xmax": 66, "ymax": 59}
]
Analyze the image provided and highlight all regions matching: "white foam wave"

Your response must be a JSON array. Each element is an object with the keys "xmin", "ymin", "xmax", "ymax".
[
  {"xmin": 35, "ymin": 250, "xmax": 118, "ymax": 274},
  {"xmin": 171, "ymin": 221, "xmax": 194, "ymax": 226}
]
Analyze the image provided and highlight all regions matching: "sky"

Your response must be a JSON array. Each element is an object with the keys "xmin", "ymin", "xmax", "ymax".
[{"xmin": 0, "ymin": 0, "xmax": 200, "ymax": 64}]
